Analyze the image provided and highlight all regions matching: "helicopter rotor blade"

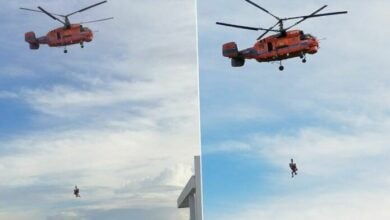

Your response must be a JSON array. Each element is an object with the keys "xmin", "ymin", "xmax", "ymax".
[
  {"xmin": 283, "ymin": 11, "xmax": 348, "ymax": 20},
  {"xmin": 257, "ymin": 21, "xmax": 280, "ymax": 40},
  {"xmin": 301, "ymin": 11, "xmax": 348, "ymax": 18},
  {"xmin": 285, "ymin": 10, "xmax": 348, "ymax": 30},
  {"xmin": 37, "ymin": 6, "xmax": 66, "ymax": 25},
  {"xmin": 283, "ymin": 5, "xmax": 327, "ymax": 30},
  {"xmin": 66, "ymin": 0, "xmax": 108, "ymax": 17},
  {"xmin": 216, "ymin": 22, "xmax": 278, "ymax": 32},
  {"xmin": 20, "ymin": 7, "xmax": 65, "ymax": 17},
  {"xmin": 282, "ymin": 5, "xmax": 327, "ymax": 21},
  {"xmin": 80, "ymin": 17, "xmax": 114, "ymax": 24},
  {"xmin": 244, "ymin": 0, "xmax": 280, "ymax": 20}
]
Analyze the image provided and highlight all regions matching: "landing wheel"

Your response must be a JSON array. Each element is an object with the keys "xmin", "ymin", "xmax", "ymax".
[
  {"xmin": 64, "ymin": 49, "xmax": 68, "ymax": 53},
  {"xmin": 301, "ymin": 53, "xmax": 307, "ymax": 63},
  {"xmin": 279, "ymin": 61, "xmax": 284, "ymax": 71}
]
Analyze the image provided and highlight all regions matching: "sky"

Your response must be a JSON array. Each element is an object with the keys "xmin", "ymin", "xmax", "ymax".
[
  {"xmin": 198, "ymin": 0, "xmax": 390, "ymax": 219},
  {"xmin": 0, "ymin": 0, "xmax": 199, "ymax": 219}
]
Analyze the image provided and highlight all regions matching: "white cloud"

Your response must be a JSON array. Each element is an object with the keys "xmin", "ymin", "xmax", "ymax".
[
  {"xmin": 257, "ymin": 127, "xmax": 389, "ymax": 175},
  {"xmin": 0, "ymin": 65, "xmax": 34, "ymax": 77},
  {"xmin": 217, "ymin": 189, "xmax": 390, "ymax": 220},
  {"xmin": 0, "ymin": 91, "xmax": 18, "ymax": 99},
  {"xmin": 47, "ymin": 211, "xmax": 84, "ymax": 220},
  {"xmin": 0, "ymin": 109, "xmax": 199, "ymax": 218}
]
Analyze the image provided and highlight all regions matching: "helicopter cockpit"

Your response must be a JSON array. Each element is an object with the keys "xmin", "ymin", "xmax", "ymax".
[
  {"xmin": 300, "ymin": 31, "xmax": 315, "ymax": 40},
  {"xmin": 79, "ymin": 25, "xmax": 91, "ymax": 32}
]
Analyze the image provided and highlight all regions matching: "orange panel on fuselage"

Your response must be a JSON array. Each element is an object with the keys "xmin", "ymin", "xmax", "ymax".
[
  {"xmin": 46, "ymin": 24, "xmax": 93, "ymax": 47},
  {"xmin": 243, "ymin": 30, "xmax": 319, "ymax": 62}
]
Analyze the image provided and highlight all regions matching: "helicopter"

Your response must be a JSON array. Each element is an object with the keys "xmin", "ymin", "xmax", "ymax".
[
  {"xmin": 216, "ymin": 0, "xmax": 347, "ymax": 70},
  {"xmin": 20, "ymin": 1, "xmax": 113, "ymax": 53}
]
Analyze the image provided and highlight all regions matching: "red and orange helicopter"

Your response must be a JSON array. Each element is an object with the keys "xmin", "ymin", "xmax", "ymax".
[
  {"xmin": 217, "ymin": 0, "xmax": 347, "ymax": 70},
  {"xmin": 20, "ymin": 1, "xmax": 113, "ymax": 53}
]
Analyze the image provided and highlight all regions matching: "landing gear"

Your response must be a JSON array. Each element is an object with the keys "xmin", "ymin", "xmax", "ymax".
[
  {"xmin": 279, "ymin": 61, "xmax": 284, "ymax": 71},
  {"xmin": 64, "ymin": 46, "xmax": 68, "ymax": 53},
  {"xmin": 300, "ymin": 53, "xmax": 307, "ymax": 63},
  {"xmin": 80, "ymin": 42, "xmax": 84, "ymax": 48}
]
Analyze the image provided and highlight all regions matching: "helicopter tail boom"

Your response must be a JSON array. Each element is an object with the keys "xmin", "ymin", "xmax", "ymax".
[{"xmin": 25, "ymin": 32, "xmax": 39, "ymax": 49}]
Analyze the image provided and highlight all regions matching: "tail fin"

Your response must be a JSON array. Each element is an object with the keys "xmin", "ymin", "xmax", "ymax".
[
  {"xmin": 231, "ymin": 57, "xmax": 245, "ymax": 67},
  {"xmin": 223, "ymin": 42, "xmax": 245, "ymax": 67},
  {"xmin": 223, "ymin": 42, "xmax": 239, "ymax": 58},
  {"xmin": 25, "ymin": 32, "xmax": 39, "ymax": 50}
]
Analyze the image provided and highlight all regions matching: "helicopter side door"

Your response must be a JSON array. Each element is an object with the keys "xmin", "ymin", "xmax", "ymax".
[
  {"xmin": 56, "ymin": 32, "xmax": 61, "ymax": 40},
  {"xmin": 267, "ymin": 42, "xmax": 273, "ymax": 52}
]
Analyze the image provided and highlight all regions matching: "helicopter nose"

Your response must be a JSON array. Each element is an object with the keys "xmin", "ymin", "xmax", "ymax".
[
  {"xmin": 85, "ymin": 30, "xmax": 93, "ymax": 42},
  {"xmin": 307, "ymin": 38, "xmax": 319, "ymax": 54},
  {"xmin": 310, "ymin": 37, "xmax": 319, "ymax": 47}
]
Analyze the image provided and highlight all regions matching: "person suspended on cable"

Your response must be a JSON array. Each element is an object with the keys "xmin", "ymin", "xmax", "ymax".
[
  {"xmin": 74, "ymin": 185, "xmax": 81, "ymax": 198},
  {"xmin": 289, "ymin": 158, "xmax": 298, "ymax": 178}
]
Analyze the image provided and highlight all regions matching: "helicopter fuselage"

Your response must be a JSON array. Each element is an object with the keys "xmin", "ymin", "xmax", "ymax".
[
  {"xmin": 223, "ymin": 30, "xmax": 319, "ymax": 66},
  {"xmin": 46, "ymin": 24, "xmax": 93, "ymax": 47},
  {"xmin": 25, "ymin": 24, "xmax": 93, "ymax": 50}
]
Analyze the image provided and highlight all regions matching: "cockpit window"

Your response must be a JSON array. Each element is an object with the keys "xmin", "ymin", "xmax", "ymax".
[
  {"xmin": 300, "ymin": 33, "xmax": 314, "ymax": 40},
  {"xmin": 80, "ymin": 25, "xmax": 85, "ymax": 32}
]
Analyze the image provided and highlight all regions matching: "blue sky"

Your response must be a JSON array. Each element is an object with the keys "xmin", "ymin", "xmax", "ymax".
[
  {"xmin": 0, "ymin": 0, "xmax": 199, "ymax": 219},
  {"xmin": 198, "ymin": 0, "xmax": 390, "ymax": 219}
]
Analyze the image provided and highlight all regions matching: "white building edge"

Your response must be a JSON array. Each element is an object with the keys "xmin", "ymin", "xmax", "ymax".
[{"xmin": 177, "ymin": 156, "xmax": 203, "ymax": 220}]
